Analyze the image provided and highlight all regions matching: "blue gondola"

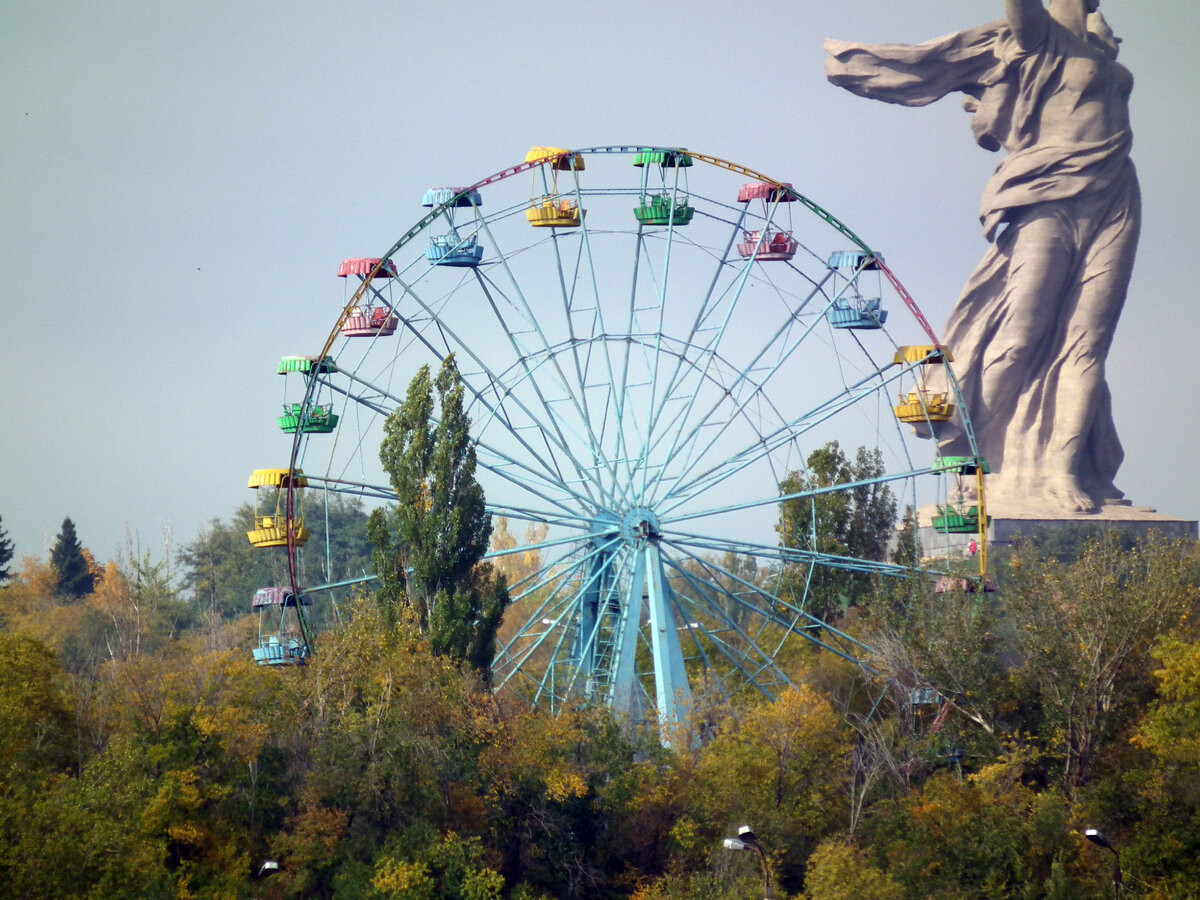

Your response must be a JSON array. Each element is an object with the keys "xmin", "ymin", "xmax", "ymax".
[
  {"xmin": 829, "ymin": 297, "xmax": 888, "ymax": 329},
  {"xmin": 251, "ymin": 587, "xmax": 311, "ymax": 666},
  {"xmin": 826, "ymin": 250, "xmax": 889, "ymax": 330},
  {"xmin": 422, "ymin": 187, "xmax": 484, "ymax": 267}
]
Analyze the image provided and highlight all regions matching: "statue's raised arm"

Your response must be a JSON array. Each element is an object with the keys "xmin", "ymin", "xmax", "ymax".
[{"xmin": 824, "ymin": 3, "xmax": 1139, "ymax": 515}]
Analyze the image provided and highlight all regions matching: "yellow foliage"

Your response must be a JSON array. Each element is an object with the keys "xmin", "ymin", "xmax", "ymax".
[
  {"xmin": 489, "ymin": 516, "xmax": 547, "ymax": 586},
  {"xmin": 545, "ymin": 767, "xmax": 588, "ymax": 802},
  {"xmin": 372, "ymin": 858, "xmax": 435, "ymax": 899},
  {"xmin": 801, "ymin": 838, "xmax": 903, "ymax": 900},
  {"xmin": 0, "ymin": 557, "xmax": 60, "ymax": 633}
]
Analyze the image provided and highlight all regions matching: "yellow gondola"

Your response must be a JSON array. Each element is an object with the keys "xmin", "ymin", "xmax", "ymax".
[
  {"xmin": 526, "ymin": 146, "xmax": 585, "ymax": 227},
  {"xmin": 246, "ymin": 468, "xmax": 310, "ymax": 548},
  {"xmin": 893, "ymin": 345, "xmax": 956, "ymax": 423}
]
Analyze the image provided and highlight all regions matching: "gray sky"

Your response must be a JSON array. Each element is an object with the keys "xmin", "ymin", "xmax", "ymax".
[{"xmin": 2, "ymin": 1, "xmax": 1197, "ymax": 562}]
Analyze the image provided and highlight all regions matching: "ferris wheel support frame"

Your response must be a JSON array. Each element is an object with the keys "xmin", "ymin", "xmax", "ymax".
[{"xmin": 273, "ymin": 145, "xmax": 991, "ymax": 733}]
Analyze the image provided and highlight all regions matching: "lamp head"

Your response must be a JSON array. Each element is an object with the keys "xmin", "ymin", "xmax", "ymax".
[
  {"xmin": 723, "ymin": 838, "xmax": 748, "ymax": 851},
  {"xmin": 1085, "ymin": 828, "xmax": 1114, "ymax": 851},
  {"xmin": 738, "ymin": 825, "xmax": 758, "ymax": 844}
]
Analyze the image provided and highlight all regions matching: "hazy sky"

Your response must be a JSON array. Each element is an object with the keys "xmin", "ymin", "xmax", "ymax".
[{"xmin": 2, "ymin": 1, "xmax": 1197, "ymax": 562}]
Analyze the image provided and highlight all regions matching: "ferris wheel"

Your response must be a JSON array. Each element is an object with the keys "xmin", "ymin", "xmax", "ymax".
[{"xmin": 251, "ymin": 146, "xmax": 989, "ymax": 728}]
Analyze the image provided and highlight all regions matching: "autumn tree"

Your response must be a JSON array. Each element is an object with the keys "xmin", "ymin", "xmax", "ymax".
[
  {"xmin": 801, "ymin": 838, "xmax": 903, "ymax": 900},
  {"xmin": 681, "ymin": 684, "xmax": 852, "ymax": 891},
  {"xmin": 50, "ymin": 517, "xmax": 94, "ymax": 598},
  {"xmin": 1004, "ymin": 530, "xmax": 1196, "ymax": 793},
  {"xmin": 863, "ymin": 757, "xmax": 1085, "ymax": 899},
  {"xmin": 489, "ymin": 516, "xmax": 547, "ymax": 588},
  {"xmin": 1095, "ymin": 634, "xmax": 1200, "ymax": 895},
  {"xmin": 778, "ymin": 442, "xmax": 896, "ymax": 620},
  {"xmin": 367, "ymin": 356, "xmax": 508, "ymax": 676}
]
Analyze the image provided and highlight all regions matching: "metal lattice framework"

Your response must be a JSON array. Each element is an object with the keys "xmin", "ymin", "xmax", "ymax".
[{"xmin": 270, "ymin": 146, "xmax": 987, "ymax": 727}]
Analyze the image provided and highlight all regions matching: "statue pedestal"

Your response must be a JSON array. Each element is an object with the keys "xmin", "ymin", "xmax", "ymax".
[{"xmin": 917, "ymin": 502, "xmax": 1198, "ymax": 556}]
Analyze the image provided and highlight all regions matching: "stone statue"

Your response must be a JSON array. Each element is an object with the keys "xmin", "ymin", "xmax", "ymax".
[{"xmin": 825, "ymin": 0, "xmax": 1139, "ymax": 514}]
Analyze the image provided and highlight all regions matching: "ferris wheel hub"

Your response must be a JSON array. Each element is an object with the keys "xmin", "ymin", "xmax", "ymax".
[{"xmin": 619, "ymin": 506, "xmax": 661, "ymax": 544}]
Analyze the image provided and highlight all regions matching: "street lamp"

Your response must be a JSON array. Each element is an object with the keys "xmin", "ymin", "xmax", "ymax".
[
  {"xmin": 1084, "ymin": 829, "xmax": 1122, "ymax": 899},
  {"xmin": 257, "ymin": 860, "xmax": 280, "ymax": 878},
  {"xmin": 252, "ymin": 860, "xmax": 280, "ymax": 900},
  {"xmin": 723, "ymin": 825, "xmax": 773, "ymax": 900}
]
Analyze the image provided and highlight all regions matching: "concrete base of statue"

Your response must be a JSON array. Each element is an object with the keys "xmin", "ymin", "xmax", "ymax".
[{"xmin": 916, "ymin": 500, "xmax": 1198, "ymax": 557}]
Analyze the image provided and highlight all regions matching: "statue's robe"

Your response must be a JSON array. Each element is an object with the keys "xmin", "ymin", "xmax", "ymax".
[{"xmin": 826, "ymin": 21, "xmax": 1139, "ymax": 506}]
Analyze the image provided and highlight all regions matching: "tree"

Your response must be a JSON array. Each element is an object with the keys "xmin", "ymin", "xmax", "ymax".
[
  {"xmin": 778, "ymin": 442, "xmax": 897, "ymax": 620},
  {"xmin": 864, "ymin": 758, "xmax": 1084, "ymax": 899},
  {"xmin": 490, "ymin": 516, "xmax": 548, "ymax": 588},
  {"xmin": 49, "ymin": 517, "xmax": 94, "ymax": 598},
  {"xmin": 0, "ymin": 514, "xmax": 13, "ymax": 584},
  {"xmin": 683, "ymin": 684, "xmax": 852, "ymax": 891},
  {"xmin": 179, "ymin": 494, "xmax": 370, "ymax": 628},
  {"xmin": 1003, "ymin": 530, "xmax": 1196, "ymax": 793},
  {"xmin": 368, "ymin": 356, "xmax": 509, "ymax": 675},
  {"xmin": 801, "ymin": 838, "xmax": 903, "ymax": 900}
]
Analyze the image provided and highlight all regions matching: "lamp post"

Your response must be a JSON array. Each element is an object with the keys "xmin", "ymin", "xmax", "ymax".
[
  {"xmin": 723, "ymin": 825, "xmax": 773, "ymax": 900},
  {"xmin": 1084, "ymin": 829, "xmax": 1121, "ymax": 900},
  {"xmin": 252, "ymin": 859, "xmax": 280, "ymax": 900}
]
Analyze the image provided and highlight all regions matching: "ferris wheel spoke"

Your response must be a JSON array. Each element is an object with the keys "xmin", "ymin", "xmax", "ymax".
[
  {"xmin": 652, "ymin": 274, "xmax": 870, "ymax": 504},
  {"xmin": 603, "ymin": 236, "xmax": 654, "ymax": 508},
  {"xmin": 634, "ymin": 208, "xmax": 747, "ymax": 480},
  {"xmin": 388, "ymin": 275, "xmax": 610, "ymax": 505},
  {"xmin": 495, "ymin": 535, "xmax": 601, "ymax": 621},
  {"xmin": 484, "ymin": 528, "xmax": 601, "ymax": 573},
  {"xmin": 661, "ymin": 331, "xmax": 941, "ymax": 511},
  {"xmin": 661, "ymin": 537, "xmax": 881, "ymax": 675},
  {"xmin": 643, "ymin": 271, "xmax": 839, "ymax": 502},
  {"xmin": 529, "ymin": 165, "xmax": 622, "ymax": 495},
  {"xmin": 661, "ymin": 527, "xmax": 917, "ymax": 580},
  {"xmin": 633, "ymin": 171, "xmax": 696, "ymax": 499},
  {"xmin": 481, "ymin": 503, "xmax": 593, "ymax": 531},
  {"xmin": 303, "ymin": 475, "xmax": 394, "ymax": 502},
  {"xmin": 659, "ymin": 364, "xmax": 908, "ymax": 514},
  {"xmin": 662, "ymin": 555, "xmax": 793, "ymax": 699},
  {"xmin": 321, "ymin": 361, "xmax": 595, "ymax": 516},
  {"xmin": 472, "ymin": 271, "xmax": 613, "ymax": 500},
  {"xmin": 466, "ymin": 226, "xmax": 620, "ymax": 505},
  {"xmin": 493, "ymin": 553, "xmax": 595, "ymax": 692}
]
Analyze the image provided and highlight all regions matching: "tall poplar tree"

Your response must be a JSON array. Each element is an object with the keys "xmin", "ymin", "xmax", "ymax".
[
  {"xmin": 367, "ymin": 355, "xmax": 508, "ymax": 676},
  {"xmin": 50, "ymin": 516, "xmax": 94, "ymax": 598},
  {"xmin": 0, "ymin": 514, "xmax": 13, "ymax": 584}
]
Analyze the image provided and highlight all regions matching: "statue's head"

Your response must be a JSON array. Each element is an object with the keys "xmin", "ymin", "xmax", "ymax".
[{"xmin": 1088, "ymin": 11, "xmax": 1121, "ymax": 60}]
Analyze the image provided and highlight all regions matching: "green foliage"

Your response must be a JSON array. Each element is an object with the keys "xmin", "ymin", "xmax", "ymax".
[
  {"xmin": 49, "ymin": 517, "xmax": 94, "ymax": 598},
  {"xmin": 1003, "ymin": 530, "xmax": 1196, "ymax": 792},
  {"xmin": 864, "ymin": 759, "xmax": 1085, "ymax": 899},
  {"xmin": 778, "ymin": 442, "xmax": 896, "ymax": 620},
  {"xmin": 179, "ymin": 493, "xmax": 370, "ymax": 624},
  {"xmin": 3, "ymin": 499, "xmax": 1200, "ymax": 898},
  {"xmin": 0, "ymin": 633, "xmax": 75, "ymax": 778},
  {"xmin": 0, "ymin": 514, "xmax": 13, "ymax": 584},
  {"xmin": 372, "ymin": 832, "xmax": 503, "ymax": 899},
  {"xmin": 369, "ymin": 356, "xmax": 508, "ymax": 674}
]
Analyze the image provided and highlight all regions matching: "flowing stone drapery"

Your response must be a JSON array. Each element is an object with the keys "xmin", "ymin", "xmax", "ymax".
[{"xmin": 825, "ymin": 10, "xmax": 1139, "ymax": 513}]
